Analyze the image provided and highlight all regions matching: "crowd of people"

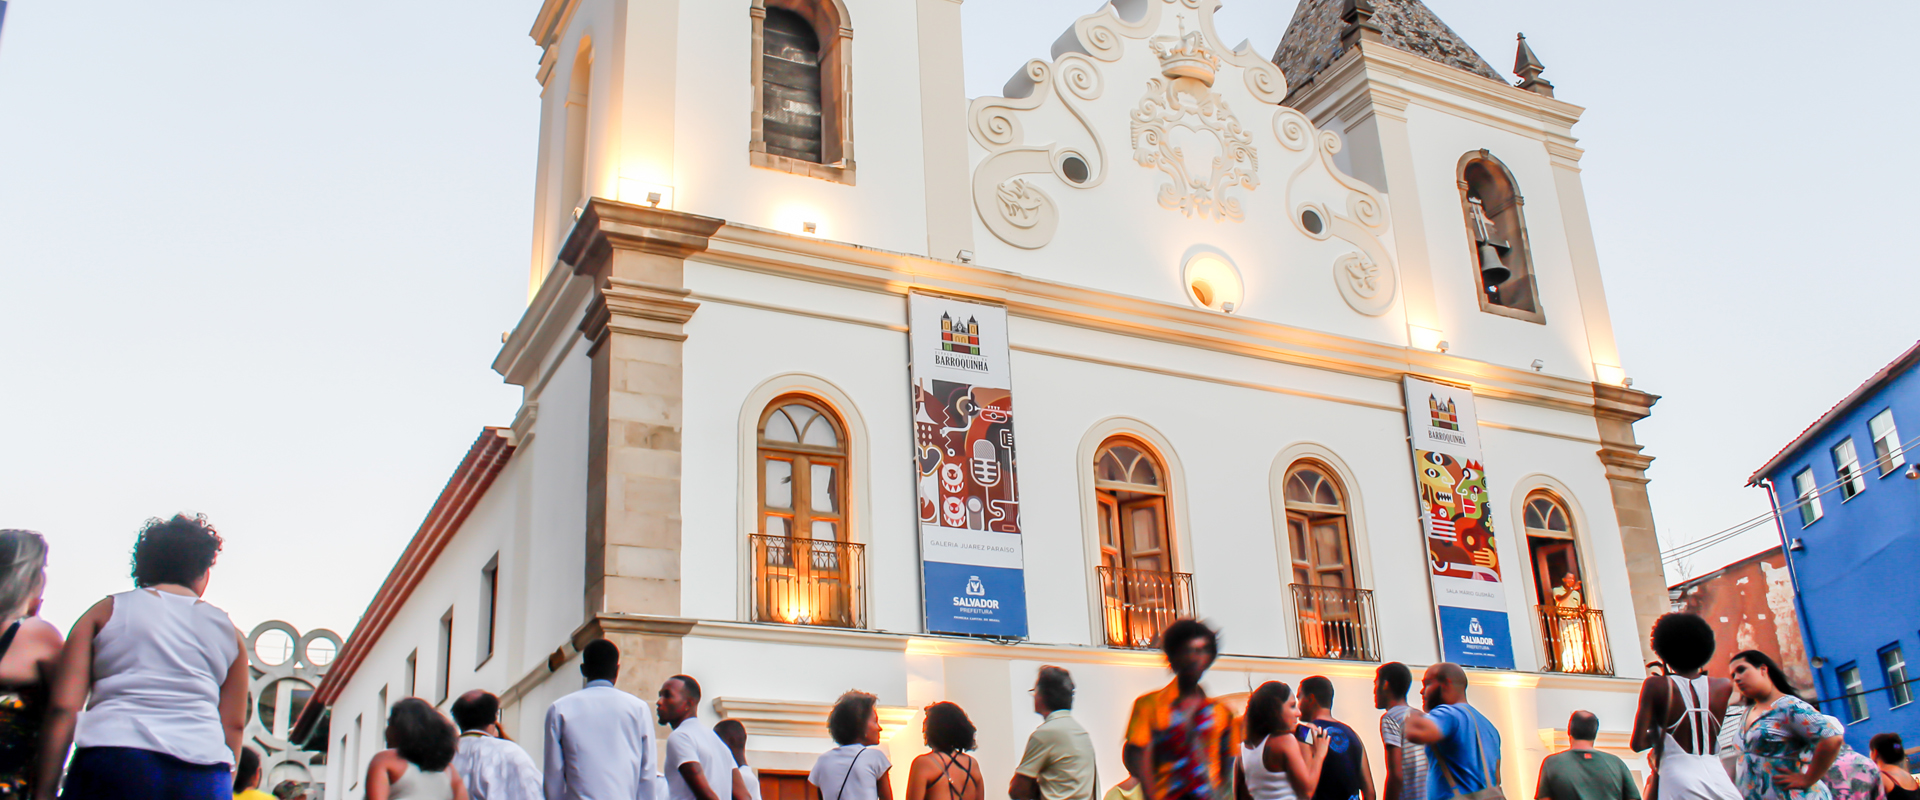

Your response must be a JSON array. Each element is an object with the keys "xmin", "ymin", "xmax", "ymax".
[{"xmin": 0, "ymin": 518, "xmax": 1914, "ymax": 800}]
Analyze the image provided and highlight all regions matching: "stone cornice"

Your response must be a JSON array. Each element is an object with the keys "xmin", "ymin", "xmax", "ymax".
[
  {"xmin": 578, "ymin": 279, "xmax": 702, "ymax": 347},
  {"xmin": 563, "ymin": 199, "xmax": 727, "ymax": 282},
  {"xmin": 700, "ymin": 223, "xmax": 1609, "ymax": 417},
  {"xmin": 1592, "ymin": 382, "xmax": 1661, "ymax": 424}
]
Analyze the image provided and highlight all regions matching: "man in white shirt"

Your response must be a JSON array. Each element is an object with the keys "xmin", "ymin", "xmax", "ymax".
[
  {"xmin": 451, "ymin": 690, "xmax": 541, "ymax": 800},
  {"xmin": 658, "ymin": 675, "xmax": 748, "ymax": 800},
  {"xmin": 544, "ymin": 639, "xmax": 665, "ymax": 800}
]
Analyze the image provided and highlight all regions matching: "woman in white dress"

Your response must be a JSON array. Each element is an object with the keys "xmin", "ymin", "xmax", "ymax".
[
  {"xmin": 367, "ymin": 698, "xmax": 469, "ymax": 800},
  {"xmin": 1236, "ymin": 681, "xmax": 1329, "ymax": 800},
  {"xmin": 1632, "ymin": 613, "xmax": 1743, "ymax": 800}
]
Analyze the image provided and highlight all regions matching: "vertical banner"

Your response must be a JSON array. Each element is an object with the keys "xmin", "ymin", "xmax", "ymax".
[
  {"xmin": 910, "ymin": 294, "xmax": 1029, "ymax": 638},
  {"xmin": 1403, "ymin": 376, "xmax": 1515, "ymax": 669}
]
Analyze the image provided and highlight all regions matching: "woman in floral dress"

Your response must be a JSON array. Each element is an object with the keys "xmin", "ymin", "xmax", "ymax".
[
  {"xmin": 1815, "ymin": 716, "xmax": 1886, "ymax": 800},
  {"xmin": 1729, "ymin": 650, "xmax": 1849, "ymax": 800}
]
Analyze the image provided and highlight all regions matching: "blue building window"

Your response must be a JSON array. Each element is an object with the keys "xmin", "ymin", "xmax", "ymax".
[
  {"xmin": 1832, "ymin": 439, "xmax": 1866, "ymax": 500},
  {"xmin": 1839, "ymin": 663, "xmax": 1869, "ymax": 722},
  {"xmin": 1882, "ymin": 645, "xmax": 1912, "ymax": 708},
  {"xmin": 1869, "ymin": 409, "xmax": 1905, "ymax": 477},
  {"xmin": 1794, "ymin": 468, "xmax": 1824, "ymax": 526}
]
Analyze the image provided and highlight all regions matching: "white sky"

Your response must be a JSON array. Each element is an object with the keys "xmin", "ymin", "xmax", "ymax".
[{"xmin": 2, "ymin": 0, "xmax": 1916, "ymax": 641}]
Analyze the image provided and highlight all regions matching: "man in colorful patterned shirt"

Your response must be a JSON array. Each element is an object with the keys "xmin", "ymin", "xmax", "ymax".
[{"xmin": 1125, "ymin": 620, "xmax": 1239, "ymax": 800}]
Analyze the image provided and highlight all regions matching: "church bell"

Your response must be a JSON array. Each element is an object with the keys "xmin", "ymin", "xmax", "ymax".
[{"xmin": 1467, "ymin": 196, "xmax": 1512, "ymax": 291}]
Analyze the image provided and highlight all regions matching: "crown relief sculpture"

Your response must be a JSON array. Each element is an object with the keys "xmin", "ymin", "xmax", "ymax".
[
  {"xmin": 1131, "ymin": 17, "xmax": 1256, "ymax": 222},
  {"xmin": 966, "ymin": 0, "xmax": 1399, "ymax": 317}
]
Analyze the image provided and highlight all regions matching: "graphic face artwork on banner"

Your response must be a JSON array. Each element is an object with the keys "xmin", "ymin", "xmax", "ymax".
[
  {"xmin": 910, "ymin": 294, "xmax": 1029, "ymax": 638},
  {"xmin": 1404, "ymin": 376, "xmax": 1515, "ymax": 669}
]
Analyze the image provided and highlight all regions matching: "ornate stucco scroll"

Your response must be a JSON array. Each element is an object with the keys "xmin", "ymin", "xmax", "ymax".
[{"xmin": 1276, "ymin": 107, "xmax": 1400, "ymax": 316}]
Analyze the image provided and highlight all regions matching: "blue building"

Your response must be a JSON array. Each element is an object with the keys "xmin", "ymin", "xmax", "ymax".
[{"xmin": 1751, "ymin": 340, "xmax": 1920, "ymax": 751}]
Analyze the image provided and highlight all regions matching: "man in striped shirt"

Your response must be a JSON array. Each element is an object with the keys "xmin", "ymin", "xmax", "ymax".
[{"xmin": 1377, "ymin": 663, "xmax": 1430, "ymax": 800}]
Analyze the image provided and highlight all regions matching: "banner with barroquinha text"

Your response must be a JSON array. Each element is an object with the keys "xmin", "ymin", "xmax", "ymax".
[
  {"xmin": 910, "ymin": 293, "xmax": 1028, "ymax": 638},
  {"xmin": 1403, "ymin": 376, "xmax": 1515, "ymax": 669}
]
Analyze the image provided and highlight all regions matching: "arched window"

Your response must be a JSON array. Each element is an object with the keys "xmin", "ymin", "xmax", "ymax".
[
  {"xmin": 1284, "ymin": 462, "xmax": 1374, "ymax": 660},
  {"xmin": 1524, "ymin": 490, "xmax": 1610, "ymax": 673},
  {"xmin": 753, "ymin": 396, "xmax": 859, "ymax": 628},
  {"xmin": 750, "ymin": 0, "xmax": 853, "ymax": 183},
  {"xmin": 1459, "ymin": 151, "xmax": 1541, "ymax": 320},
  {"xmin": 757, "ymin": 397, "xmax": 846, "ymax": 541},
  {"xmin": 1093, "ymin": 437, "xmax": 1189, "ymax": 647}
]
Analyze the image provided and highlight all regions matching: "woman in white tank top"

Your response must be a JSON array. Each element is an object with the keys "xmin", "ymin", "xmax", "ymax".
[
  {"xmin": 1633, "ymin": 614, "xmax": 1742, "ymax": 800},
  {"xmin": 367, "ymin": 698, "xmax": 469, "ymax": 800},
  {"xmin": 1238, "ymin": 681, "xmax": 1330, "ymax": 800},
  {"xmin": 36, "ymin": 514, "xmax": 250, "ymax": 800}
]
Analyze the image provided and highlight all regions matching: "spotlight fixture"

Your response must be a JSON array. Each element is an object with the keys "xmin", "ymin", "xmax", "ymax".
[
  {"xmin": 1437, "ymin": 340, "xmax": 1450, "ymax": 353},
  {"xmin": 1531, "ymin": 359, "xmax": 1544, "ymax": 372},
  {"xmin": 802, "ymin": 221, "xmax": 818, "ymax": 234},
  {"xmin": 956, "ymin": 250, "xmax": 975, "ymax": 263},
  {"xmin": 646, "ymin": 192, "xmax": 663, "ymax": 207},
  {"xmin": 1905, "ymin": 464, "xmax": 1919, "ymax": 480}
]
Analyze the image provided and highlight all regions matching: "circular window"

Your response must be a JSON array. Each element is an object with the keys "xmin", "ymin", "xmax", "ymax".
[
  {"xmin": 1300, "ymin": 209, "xmax": 1325, "ymax": 235},
  {"xmin": 1061, "ymin": 154, "xmax": 1090, "ymax": 185},
  {"xmin": 1182, "ymin": 253, "xmax": 1244, "ymax": 313},
  {"xmin": 254, "ymin": 629, "xmax": 295, "ymax": 667}
]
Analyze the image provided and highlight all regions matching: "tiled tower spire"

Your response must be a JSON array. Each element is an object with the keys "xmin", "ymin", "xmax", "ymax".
[{"xmin": 1274, "ymin": 0, "xmax": 1502, "ymax": 97}]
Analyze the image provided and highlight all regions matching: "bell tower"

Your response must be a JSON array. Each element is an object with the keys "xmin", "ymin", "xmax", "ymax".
[{"xmin": 1275, "ymin": 0, "xmax": 1670, "ymax": 662}]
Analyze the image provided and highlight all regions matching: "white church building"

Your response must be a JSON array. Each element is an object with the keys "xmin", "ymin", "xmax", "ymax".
[{"xmin": 295, "ymin": 0, "xmax": 1673, "ymax": 796}]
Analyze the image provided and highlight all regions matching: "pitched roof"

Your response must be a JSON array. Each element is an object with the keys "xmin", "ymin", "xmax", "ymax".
[
  {"xmin": 1747, "ymin": 340, "xmax": 1920, "ymax": 485},
  {"xmin": 290, "ymin": 427, "xmax": 516, "ymax": 740},
  {"xmin": 1274, "ymin": 0, "xmax": 1504, "ymax": 95}
]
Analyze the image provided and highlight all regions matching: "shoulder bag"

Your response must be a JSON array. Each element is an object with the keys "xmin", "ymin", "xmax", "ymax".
[{"xmin": 1436, "ymin": 710, "xmax": 1505, "ymax": 800}]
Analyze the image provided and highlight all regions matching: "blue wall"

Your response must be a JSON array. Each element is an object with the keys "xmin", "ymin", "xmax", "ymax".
[{"xmin": 1762, "ymin": 371, "xmax": 1920, "ymax": 752}]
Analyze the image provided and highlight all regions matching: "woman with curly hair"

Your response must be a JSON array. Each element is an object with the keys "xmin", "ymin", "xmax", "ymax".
[
  {"xmin": 907, "ymin": 702, "xmax": 983, "ymax": 800},
  {"xmin": 810, "ymin": 691, "xmax": 892, "ymax": 800},
  {"xmin": 36, "ymin": 514, "xmax": 249, "ymax": 800},
  {"xmin": 1632, "ymin": 613, "xmax": 1742, "ymax": 800},
  {"xmin": 367, "ymin": 698, "xmax": 469, "ymax": 800}
]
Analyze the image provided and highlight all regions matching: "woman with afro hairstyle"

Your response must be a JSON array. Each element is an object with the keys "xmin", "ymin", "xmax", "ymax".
[
  {"xmin": 1631, "ymin": 613, "xmax": 1742, "ymax": 800},
  {"xmin": 906, "ymin": 702, "xmax": 983, "ymax": 800},
  {"xmin": 36, "ymin": 514, "xmax": 250, "ymax": 800}
]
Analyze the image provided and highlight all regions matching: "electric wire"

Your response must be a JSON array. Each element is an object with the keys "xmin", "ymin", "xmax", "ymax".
[{"xmin": 1659, "ymin": 431, "xmax": 1920, "ymax": 565}]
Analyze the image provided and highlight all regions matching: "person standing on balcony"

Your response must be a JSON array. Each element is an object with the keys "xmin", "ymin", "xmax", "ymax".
[
  {"xmin": 1296, "ymin": 677, "xmax": 1374, "ymax": 800},
  {"xmin": 1377, "ymin": 663, "xmax": 1429, "ymax": 800},
  {"xmin": 1012, "ymin": 666, "xmax": 1098, "ymax": 800},
  {"xmin": 1124, "ymin": 620, "xmax": 1237, "ymax": 800},
  {"xmin": 1536, "ymin": 712, "xmax": 1638, "ymax": 800},
  {"xmin": 810, "ymin": 691, "xmax": 892, "ymax": 800},
  {"xmin": 659, "ymin": 676, "xmax": 747, "ymax": 800},
  {"xmin": 1632, "ymin": 613, "xmax": 1741, "ymax": 800},
  {"xmin": 1237, "ymin": 680, "xmax": 1328, "ymax": 800},
  {"xmin": 542, "ymin": 639, "xmax": 662, "ymax": 800},
  {"xmin": 1403, "ymin": 664, "xmax": 1501, "ymax": 800}
]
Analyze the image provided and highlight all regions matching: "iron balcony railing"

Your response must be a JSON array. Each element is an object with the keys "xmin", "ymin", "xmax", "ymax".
[
  {"xmin": 1290, "ymin": 584, "xmax": 1380, "ymax": 662},
  {"xmin": 1096, "ymin": 566, "xmax": 1195, "ymax": 649},
  {"xmin": 750, "ymin": 534, "xmax": 866, "ymax": 629},
  {"xmin": 1537, "ymin": 605, "xmax": 1613, "ymax": 675}
]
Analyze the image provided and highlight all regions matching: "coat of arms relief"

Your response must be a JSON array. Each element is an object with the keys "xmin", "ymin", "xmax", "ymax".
[
  {"xmin": 966, "ymin": 0, "xmax": 1400, "ymax": 317},
  {"xmin": 1130, "ymin": 20, "xmax": 1257, "ymax": 222}
]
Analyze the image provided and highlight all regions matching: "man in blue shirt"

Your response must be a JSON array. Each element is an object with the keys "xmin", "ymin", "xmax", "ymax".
[{"xmin": 1403, "ymin": 663, "xmax": 1501, "ymax": 800}]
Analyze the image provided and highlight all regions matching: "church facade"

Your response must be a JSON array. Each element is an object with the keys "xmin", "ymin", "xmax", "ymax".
[{"xmin": 297, "ymin": 0, "xmax": 1671, "ymax": 795}]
